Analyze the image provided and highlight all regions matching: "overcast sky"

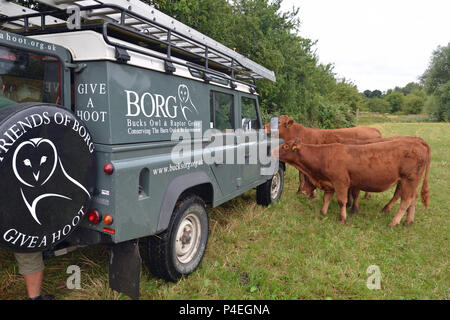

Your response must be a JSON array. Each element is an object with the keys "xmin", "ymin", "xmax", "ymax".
[{"xmin": 279, "ymin": 0, "xmax": 450, "ymax": 92}]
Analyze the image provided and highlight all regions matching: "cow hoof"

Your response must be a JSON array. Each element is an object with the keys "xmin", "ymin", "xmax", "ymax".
[
  {"xmin": 388, "ymin": 221, "xmax": 399, "ymax": 227},
  {"xmin": 381, "ymin": 206, "xmax": 390, "ymax": 213},
  {"xmin": 338, "ymin": 219, "xmax": 346, "ymax": 225},
  {"xmin": 404, "ymin": 220, "xmax": 414, "ymax": 226}
]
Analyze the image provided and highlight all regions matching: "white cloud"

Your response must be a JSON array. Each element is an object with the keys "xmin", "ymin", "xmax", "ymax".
[{"xmin": 279, "ymin": 0, "xmax": 450, "ymax": 92}]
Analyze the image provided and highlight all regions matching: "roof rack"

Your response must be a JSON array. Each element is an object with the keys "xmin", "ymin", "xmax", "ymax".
[
  {"xmin": 0, "ymin": 0, "xmax": 65, "ymax": 29},
  {"xmin": 0, "ymin": 0, "xmax": 276, "ymax": 84}
]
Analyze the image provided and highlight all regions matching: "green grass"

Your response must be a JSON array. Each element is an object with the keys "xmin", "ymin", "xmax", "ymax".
[{"xmin": 1, "ymin": 122, "xmax": 449, "ymax": 300}]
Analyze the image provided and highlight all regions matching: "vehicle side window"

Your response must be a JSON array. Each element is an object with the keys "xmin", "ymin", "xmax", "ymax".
[
  {"xmin": 210, "ymin": 91, "xmax": 234, "ymax": 131},
  {"xmin": 241, "ymin": 97, "xmax": 260, "ymax": 130},
  {"xmin": 0, "ymin": 46, "xmax": 62, "ymax": 109}
]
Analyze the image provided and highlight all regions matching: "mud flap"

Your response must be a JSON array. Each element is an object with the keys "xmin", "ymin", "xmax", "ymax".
[{"xmin": 109, "ymin": 240, "xmax": 141, "ymax": 300}]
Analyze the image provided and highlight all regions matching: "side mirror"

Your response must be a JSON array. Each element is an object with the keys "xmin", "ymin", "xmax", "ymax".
[
  {"xmin": 270, "ymin": 117, "xmax": 279, "ymax": 132},
  {"xmin": 242, "ymin": 118, "xmax": 252, "ymax": 131}
]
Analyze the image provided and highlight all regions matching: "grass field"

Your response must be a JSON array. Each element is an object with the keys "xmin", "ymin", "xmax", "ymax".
[
  {"xmin": 0, "ymin": 122, "xmax": 448, "ymax": 300},
  {"xmin": 356, "ymin": 112, "xmax": 431, "ymax": 125}
]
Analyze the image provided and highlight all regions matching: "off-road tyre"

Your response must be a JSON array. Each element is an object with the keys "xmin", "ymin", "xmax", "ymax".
[
  {"xmin": 256, "ymin": 167, "xmax": 284, "ymax": 206},
  {"xmin": 147, "ymin": 194, "xmax": 209, "ymax": 282}
]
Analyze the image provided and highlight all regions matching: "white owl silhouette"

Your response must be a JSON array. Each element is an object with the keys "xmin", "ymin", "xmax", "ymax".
[
  {"xmin": 12, "ymin": 138, "xmax": 91, "ymax": 225},
  {"xmin": 178, "ymin": 84, "xmax": 198, "ymax": 120}
]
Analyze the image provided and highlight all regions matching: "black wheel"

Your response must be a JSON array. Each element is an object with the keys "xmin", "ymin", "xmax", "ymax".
[
  {"xmin": 147, "ymin": 194, "xmax": 209, "ymax": 282},
  {"xmin": 256, "ymin": 167, "xmax": 284, "ymax": 206}
]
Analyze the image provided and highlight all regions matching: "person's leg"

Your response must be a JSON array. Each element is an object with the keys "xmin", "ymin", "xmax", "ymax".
[
  {"xmin": 14, "ymin": 252, "xmax": 45, "ymax": 299},
  {"xmin": 23, "ymin": 271, "xmax": 44, "ymax": 299}
]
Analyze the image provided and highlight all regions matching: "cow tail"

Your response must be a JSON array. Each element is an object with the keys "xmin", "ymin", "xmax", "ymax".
[{"xmin": 420, "ymin": 146, "xmax": 431, "ymax": 211}]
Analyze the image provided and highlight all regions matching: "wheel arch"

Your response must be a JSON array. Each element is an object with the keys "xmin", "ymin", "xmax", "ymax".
[{"xmin": 156, "ymin": 171, "xmax": 214, "ymax": 233}]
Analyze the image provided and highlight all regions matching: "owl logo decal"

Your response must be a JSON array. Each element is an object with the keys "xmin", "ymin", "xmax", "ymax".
[
  {"xmin": 12, "ymin": 138, "xmax": 91, "ymax": 225},
  {"xmin": 0, "ymin": 105, "xmax": 96, "ymax": 253},
  {"xmin": 178, "ymin": 84, "xmax": 198, "ymax": 121}
]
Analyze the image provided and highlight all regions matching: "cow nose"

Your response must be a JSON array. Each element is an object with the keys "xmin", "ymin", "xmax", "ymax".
[{"xmin": 270, "ymin": 148, "xmax": 279, "ymax": 158}]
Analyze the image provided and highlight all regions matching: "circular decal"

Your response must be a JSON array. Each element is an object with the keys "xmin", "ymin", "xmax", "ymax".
[{"xmin": 0, "ymin": 103, "xmax": 96, "ymax": 252}]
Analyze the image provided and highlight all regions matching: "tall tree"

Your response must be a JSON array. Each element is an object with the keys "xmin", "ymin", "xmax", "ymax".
[
  {"xmin": 370, "ymin": 90, "xmax": 382, "ymax": 98},
  {"xmin": 327, "ymin": 79, "xmax": 363, "ymax": 112},
  {"xmin": 402, "ymin": 82, "xmax": 423, "ymax": 95},
  {"xmin": 421, "ymin": 43, "xmax": 450, "ymax": 95},
  {"xmin": 421, "ymin": 43, "xmax": 450, "ymax": 121}
]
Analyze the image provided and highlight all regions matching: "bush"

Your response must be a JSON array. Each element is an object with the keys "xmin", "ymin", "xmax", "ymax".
[
  {"xmin": 318, "ymin": 102, "xmax": 355, "ymax": 129},
  {"xmin": 365, "ymin": 97, "xmax": 390, "ymax": 113},
  {"xmin": 404, "ymin": 94, "xmax": 425, "ymax": 114},
  {"xmin": 385, "ymin": 92, "xmax": 404, "ymax": 113},
  {"xmin": 430, "ymin": 81, "xmax": 450, "ymax": 121}
]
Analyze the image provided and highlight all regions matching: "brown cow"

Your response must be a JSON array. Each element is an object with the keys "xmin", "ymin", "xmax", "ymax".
[
  {"xmin": 273, "ymin": 138, "xmax": 431, "ymax": 226},
  {"xmin": 298, "ymin": 136, "xmax": 432, "ymax": 208},
  {"xmin": 265, "ymin": 115, "xmax": 381, "ymax": 199}
]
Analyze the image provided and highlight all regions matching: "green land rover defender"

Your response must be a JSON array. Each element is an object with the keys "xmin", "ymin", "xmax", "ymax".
[{"xmin": 0, "ymin": 0, "xmax": 284, "ymax": 299}]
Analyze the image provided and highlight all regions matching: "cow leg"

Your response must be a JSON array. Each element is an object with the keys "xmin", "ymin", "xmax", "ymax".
[
  {"xmin": 297, "ymin": 171, "xmax": 304, "ymax": 194},
  {"xmin": 363, "ymin": 192, "xmax": 371, "ymax": 200},
  {"xmin": 306, "ymin": 176, "xmax": 317, "ymax": 200},
  {"xmin": 309, "ymin": 189, "xmax": 317, "ymax": 201},
  {"xmin": 320, "ymin": 192, "xmax": 334, "ymax": 215},
  {"xmin": 346, "ymin": 189, "xmax": 353, "ymax": 208},
  {"xmin": 389, "ymin": 200, "xmax": 411, "ymax": 227},
  {"xmin": 335, "ymin": 186, "xmax": 349, "ymax": 224},
  {"xmin": 389, "ymin": 184, "xmax": 414, "ymax": 227},
  {"xmin": 404, "ymin": 191, "xmax": 418, "ymax": 226},
  {"xmin": 351, "ymin": 189, "xmax": 361, "ymax": 214},
  {"xmin": 382, "ymin": 183, "xmax": 401, "ymax": 213}
]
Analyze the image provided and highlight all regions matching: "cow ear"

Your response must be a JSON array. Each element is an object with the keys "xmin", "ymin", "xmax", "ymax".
[{"xmin": 286, "ymin": 119, "xmax": 294, "ymax": 128}]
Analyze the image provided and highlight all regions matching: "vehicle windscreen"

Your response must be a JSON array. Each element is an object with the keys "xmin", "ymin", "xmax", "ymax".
[{"xmin": 0, "ymin": 45, "xmax": 62, "ymax": 109}]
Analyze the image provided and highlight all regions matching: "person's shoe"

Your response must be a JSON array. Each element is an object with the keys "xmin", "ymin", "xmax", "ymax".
[{"xmin": 28, "ymin": 294, "xmax": 55, "ymax": 300}]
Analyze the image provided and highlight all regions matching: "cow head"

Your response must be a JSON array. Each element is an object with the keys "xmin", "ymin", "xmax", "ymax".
[
  {"xmin": 272, "ymin": 138, "xmax": 302, "ymax": 162},
  {"xmin": 264, "ymin": 115, "xmax": 296, "ymax": 134},
  {"xmin": 279, "ymin": 115, "xmax": 295, "ymax": 128},
  {"xmin": 277, "ymin": 116, "xmax": 296, "ymax": 142}
]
